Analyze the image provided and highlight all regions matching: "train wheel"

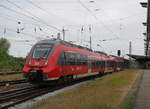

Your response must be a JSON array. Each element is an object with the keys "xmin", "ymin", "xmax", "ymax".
[
  {"xmin": 98, "ymin": 72, "xmax": 103, "ymax": 76},
  {"xmin": 66, "ymin": 75, "xmax": 73, "ymax": 84},
  {"xmin": 57, "ymin": 76, "xmax": 66, "ymax": 86},
  {"xmin": 109, "ymin": 71, "xmax": 113, "ymax": 74},
  {"xmin": 57, "ymin": 75, "xmax": 73, "ymax": 86},
  {"xmin": 102, "ymin": 71, "xmax": 105, "ymax": 75}
]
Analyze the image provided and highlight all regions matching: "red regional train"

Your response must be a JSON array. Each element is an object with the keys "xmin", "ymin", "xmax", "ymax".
[{"xmin": 23, "ymin": 39, "xmax": 127, "ymax": 84}]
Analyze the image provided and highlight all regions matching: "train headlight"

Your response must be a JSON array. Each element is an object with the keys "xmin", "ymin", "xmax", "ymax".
[
  {"xmin": 28, "ymin": 59, "xmax": 31, "ymax": 65},
  {"xmin": 44, "ymin": 60, "xmax": 49, "ymax": 66}
]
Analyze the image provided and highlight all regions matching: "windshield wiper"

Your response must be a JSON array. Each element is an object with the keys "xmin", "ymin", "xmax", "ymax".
[{"xmin": 42, "ymin": 51, "xmax": 48, "ymax": 59}]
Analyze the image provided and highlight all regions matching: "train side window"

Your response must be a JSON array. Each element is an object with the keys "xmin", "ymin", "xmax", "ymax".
[
  {"xmin": 91, "ymin": 60, "xmax": 94, "ymax": 68},
  {"xmin": 81, "ymin": 55, "xmax": 87, "ymax": 65},
  {"xmin": 98, "ymin": 61, "xmax": 100, "ymax": 68},
  {"xmin": 70, "ymin": 53, "xmax": 76, "ymax": 65},
  {"xmin": 102, "ymin": 61, "xmax": 105, "ymax": 68},
  {"xmin": 78, "ymin": 54, "xmax": 81, "ymax": 64},
  {"xmin": 92, "ymin": 60, "xmax": 96, "ymax": 68},
  {"xmin": 65, "ymin": 52, "xmax": 76, "ymax": 65},
  {"xmin": 95, "ymin": 61, "xmax": 97, "ymax": 68},
  {"xmin": 108, "ymin": 61, "xmax": 111, "ymax": 67},
  {"xmin": 99, "ymin": 61, "xmax": 102, "ymax": 68},
  {"xmin": 108, "ymin": 61, "xmax": 110, "ymax": 67},
  {"xmin": 58, "ymin": 52, "xmax": 66, "ymax": 65},
  {"xmin": 76, "ymin": 54, "xmax": 83, "ymax": 66},
  {"xmin": 96, "ymin": 61, "xmax": 99, "ymax": 68},
  {"xmin": 64, "ymin": 52, "xmax": 70, "ymax": 65}
]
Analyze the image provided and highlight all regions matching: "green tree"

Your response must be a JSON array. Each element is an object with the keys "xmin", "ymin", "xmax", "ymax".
[
  {"xmin": 0, "ymin": 38, "xmax": 25, "ymax": 71},
  {"xmin": 0, "ymin": 38, "xmax": 10, "ymax": 53}
]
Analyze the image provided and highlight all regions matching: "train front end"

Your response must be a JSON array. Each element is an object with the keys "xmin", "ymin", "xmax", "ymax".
[{"xmin": 23, "ymin": 41, "xmax": 54, "ymax": 83}]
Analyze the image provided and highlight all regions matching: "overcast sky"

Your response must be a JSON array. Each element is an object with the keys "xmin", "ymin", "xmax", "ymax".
[{"xmin": 0, "ymin": 0, "xmax": 147, "ymax": 57}]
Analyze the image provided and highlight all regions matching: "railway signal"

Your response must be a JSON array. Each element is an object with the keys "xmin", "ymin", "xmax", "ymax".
[{"xmin": 117, "ymin": 50, "xmax": 121, "ymax": 57}]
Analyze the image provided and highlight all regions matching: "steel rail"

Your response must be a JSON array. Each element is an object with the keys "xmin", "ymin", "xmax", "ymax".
[
  {"xmin": 0, "ymin": 79, "xmax": 28, "ymax": 87},
  {"xmin": 0, "ymin": 73, "xmax": 103, "ymax": 109},
  {"xmin": 0, "ymin": 71, "xmax": 23, "ymax": 76}
]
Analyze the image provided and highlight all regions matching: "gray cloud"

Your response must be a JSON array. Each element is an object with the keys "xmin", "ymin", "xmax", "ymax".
[{"xmin": 0, "ymin": 0, "xmax": 147, "ymax": 57}]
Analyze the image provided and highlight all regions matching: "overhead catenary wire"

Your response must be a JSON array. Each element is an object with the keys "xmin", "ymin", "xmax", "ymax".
[
  {"xmin": 1, "ymin": 1, "xmax": 62, "ymax": 32},
  {"xmin": 1, "ymin": 0, "xmax": 119, "ymax": 42},
  {"xmin": 0, "ymin": 14, "xmax": 37, "ymax": 28},
  {"xmin": 26, "ymin": 0, "xmax": 92, "ymax": 41},
  {"xmin": 88, "ymin": 0, "xmax": 146, "ymax": 23},
  {"xmin": 0, "ymin": 25, "xmax": 46, "ymax": 39},
  {"xmin": 0, "ymin": 2, "xmax": 78, "ymax": 41},
  {"xmin": 5, "ymin": 0, "xmax": 62, "ymax": 32},
  {"xmin": 0, "ymin": 4, "xmax": 51, "ymax": 34},
  {"xmin": 107, "ymin": 12, "xmax": 145, "ymax": 22},
  {"xmin": 77, "ymin": 0, "xmax": 97, "ymax": 19},
  {"xmin": 0, "ymin": 8, "xmax": 44, "ymax": 25},
  {"xmin": 26, "ymin": 0, "xmax": 69, "ymax": 24},
  {"xmin": 0, "ymin": 5, "xmax": 37, "ymax": 22},
  {"xmin": 26, "ymin": 0, "xmax": 80, "ymax": 38},
  {"xmin": 77, "ymin": 0, "xmax": 120, "ymax": 38},
  {"xmin": 25, "ymin": 0, "xmax": 54, "ymax": 17},
  {"xmin": 0, "ymin": 11, "xmax": 38, "ymax": 25},
  {"xmin": 99, "ymin": 37, "xmax": 119, "ymax": 42},
  {"xmin": 0, "ymin": 15, "xmax": 51, "ymax": 37}
]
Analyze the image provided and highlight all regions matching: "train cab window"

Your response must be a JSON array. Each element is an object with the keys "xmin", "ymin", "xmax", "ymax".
[{"xmin": 32, "ymin": 44, "xmax": 53, "ymax": 59}]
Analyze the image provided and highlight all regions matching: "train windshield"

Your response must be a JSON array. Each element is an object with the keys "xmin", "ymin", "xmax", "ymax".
[{"xmin": 32, "ymin": 44, "xmax": 53, "ymax": 59}]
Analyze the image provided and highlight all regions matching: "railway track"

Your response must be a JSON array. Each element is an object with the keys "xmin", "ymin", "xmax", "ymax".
[
  {"xmin": 0, "ymin": 84, "xmax": 64, "ymax": 109},
  {"xmin": 0, "ymin": 79, "xmax": 28, "ymax": 87},
  {"xmin": 0, "ymin": 74, "xmax": 102, "ymax": 109},
  {"xmin": 0, "ymin": 85, "xmax": 38, "ymax": 109}
]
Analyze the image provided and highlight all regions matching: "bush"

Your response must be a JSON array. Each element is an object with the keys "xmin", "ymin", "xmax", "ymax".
[{"xmin": 0, "ymin": 38, "xmax": 25, "ymax": 72}]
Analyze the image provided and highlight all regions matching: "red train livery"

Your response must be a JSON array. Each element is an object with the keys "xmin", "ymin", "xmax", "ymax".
[{"xmin": 23, "ymin": 39, "xmax": 127, "ymax": 84}]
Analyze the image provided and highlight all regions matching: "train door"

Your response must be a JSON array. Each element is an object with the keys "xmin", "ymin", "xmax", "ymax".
[
  {"xmin": 58, "ymin": 51, "xmax": 71, "ymax": 75},
  {"xmin": 58, "ymin": 51, "xmax": 66, "ymax": 76},
  {"xmin": 104, "ymin": 60, "xmax": 107, "ymax": 73},
  {"xmin": 63, "ymin": 52, "xmax": 71, "ymax": 75},
  {"xmin": 88, "ymin": 56, "xmax": 92, "ymax": 73}
]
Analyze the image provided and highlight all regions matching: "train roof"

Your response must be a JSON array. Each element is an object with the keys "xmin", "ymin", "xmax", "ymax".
[
  {"xmin": 37, "ymin": 39, "xmax": 91, "ymax": 51},
  {"xmin": 37, "ymin": 39, "xmax": 107, "ymax": 55},
  {"xmin": 94, "ymin": 51, "xmax": 107, "ymax": 55},
  {"xmin": 110, "ymin": 55, "xmax": 129, "ymax": 61}
]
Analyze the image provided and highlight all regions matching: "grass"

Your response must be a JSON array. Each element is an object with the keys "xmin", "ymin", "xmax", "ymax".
[
  {"xmin": 0, "ymin": 74, "xmax": 24, "ymax": 81},
  {"xmin": 122, "ymin": 93, "xmax": 136, "ymax": 109},
  {"xmin": 122, "ymin": 70, "xmax": 143, "ymax": 109},
  {"xmin": 29, "ymin": 69, "xmax": 141, "ymax": 109}
]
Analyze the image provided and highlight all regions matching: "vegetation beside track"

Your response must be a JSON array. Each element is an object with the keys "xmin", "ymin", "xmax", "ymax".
[
  {"xmin": 0, "ymin": 38, "xmax": 25, "ymax": 72},
  {"xmin": 29, "ymin": 69, "xmax": 141, "ymax": 109},
  {"xmin": 121, "ymin": 70, "xmax": 143, "ymax": 109},
  {"xmin": 0, "ymin": 74, "xmax": 24, "ymax": 81}
]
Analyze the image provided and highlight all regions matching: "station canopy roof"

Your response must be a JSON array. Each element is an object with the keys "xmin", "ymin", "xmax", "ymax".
[{"xmin": 128, "ymin": 54, "xmax": 150, "ymax": 61}]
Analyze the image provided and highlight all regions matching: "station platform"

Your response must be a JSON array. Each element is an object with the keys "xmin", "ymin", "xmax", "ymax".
[{"xmin": 134, "ymin": 70, "xmax": 150, "ymax": 109}]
